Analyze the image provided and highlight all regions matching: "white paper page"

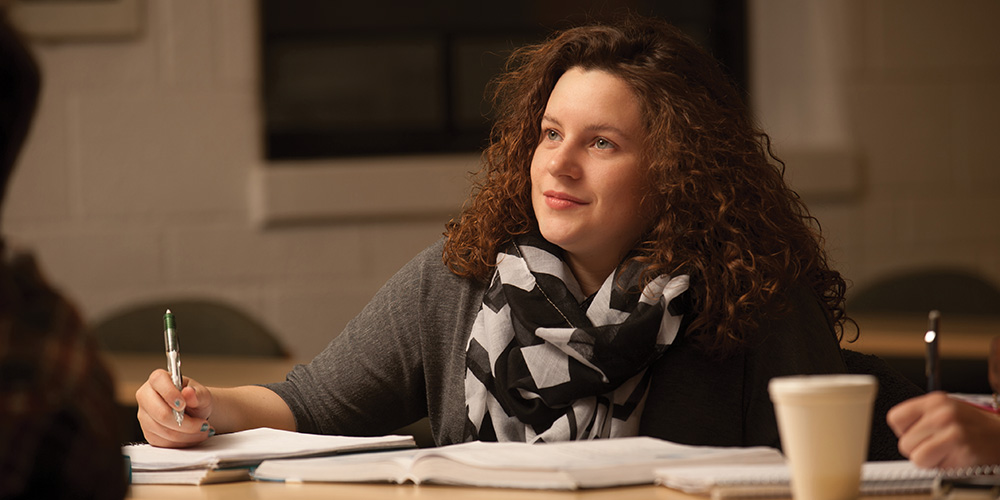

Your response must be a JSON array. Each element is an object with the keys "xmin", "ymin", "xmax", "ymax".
[
  {"xmin": 253, "ymin": 448, "xmax": 421, "ymax": 483},
  {"xmin": 254, "ymin": 437, "xmax": 783, "ymax": 489},
  {"xmin": 123, "ymin": 427, "xmax": 415, "ymax": 471},
  {"xmin": 416, "ymin": 437, "xmax": 782, "ymax": 471}
]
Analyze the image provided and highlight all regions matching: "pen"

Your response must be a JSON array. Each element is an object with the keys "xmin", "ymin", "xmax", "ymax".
[
  {"xmin": 925, "ymin": 310, "xmax": 941, "ymax": 392},
  {"xmin": 164, "ymin": 309, "xmax": 184, "ymax": 427},
  {"xmin": 989, "ymin": 336, "xmax": 1000, "ymax": 410}
]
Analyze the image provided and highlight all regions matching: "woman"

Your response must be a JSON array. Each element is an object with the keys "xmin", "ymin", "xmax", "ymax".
[{"xmin": 137, "ymin": 16, "xmax": 849, "ymax": 451}]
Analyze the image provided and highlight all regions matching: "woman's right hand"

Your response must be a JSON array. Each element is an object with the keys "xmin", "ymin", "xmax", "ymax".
[{"xmin": 135, "ymin": 369, "xmax": 215, "ymax": 448}]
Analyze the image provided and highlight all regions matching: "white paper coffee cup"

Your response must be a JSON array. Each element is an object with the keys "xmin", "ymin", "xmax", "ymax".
[{"xmin": 769, "ymin": 374, "xmax": 877, "ymax": 500}]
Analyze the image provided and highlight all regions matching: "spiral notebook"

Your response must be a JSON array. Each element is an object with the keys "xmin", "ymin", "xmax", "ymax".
[{"xmin": 655, "ymin": 460, "xmax": 1000, "ymax": 499}]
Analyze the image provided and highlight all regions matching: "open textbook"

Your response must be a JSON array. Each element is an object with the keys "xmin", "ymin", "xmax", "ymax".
[
  {"xmin": 122, "ymin": 427, "xmax": 416, "ymax": 485},
  {"xmin": 655, "ymin": 460, "xmax": 1000, "ymax": 498},
  {"xmin": 252, "ymin": 436, "xmax": 784, "ymax": 490}
]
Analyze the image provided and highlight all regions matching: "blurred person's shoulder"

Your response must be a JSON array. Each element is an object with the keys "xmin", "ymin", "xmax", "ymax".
[{"xmin": 0, "ymin": 249, "xmax": 127, "ymax": 500}]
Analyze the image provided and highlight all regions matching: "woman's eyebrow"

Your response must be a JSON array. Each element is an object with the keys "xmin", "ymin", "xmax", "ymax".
[
  {"xmin": 540, "ymin": 114, "xmax": 561, "ymax": 127},
  {"xmin": 540, "ymin": 114, "xmax": 629, "ymax": 137}
]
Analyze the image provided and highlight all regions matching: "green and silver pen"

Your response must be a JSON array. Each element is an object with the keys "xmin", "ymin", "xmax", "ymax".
[{"xmin": 164, "ymin": 309, "xmax": 184, "ymax": 427}]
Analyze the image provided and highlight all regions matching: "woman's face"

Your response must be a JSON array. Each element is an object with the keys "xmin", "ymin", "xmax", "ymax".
[{"xmin": 530, "ymin": 67, "xmax": 651, "ymax": 275}]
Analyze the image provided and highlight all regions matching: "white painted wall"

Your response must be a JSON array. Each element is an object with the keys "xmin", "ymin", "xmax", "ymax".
[{"xmin": 4, "ymin": 0, "xmax": 999, "ymax": 358}]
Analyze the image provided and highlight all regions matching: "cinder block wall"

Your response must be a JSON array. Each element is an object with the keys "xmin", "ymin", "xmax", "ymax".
[
  {"xmin": 753, "ymin": 0, "xmax": 1000, "ymax": 298},
  {"xmin": 4, "ymin": 0, "xmax": 999, "ymax": 359}
]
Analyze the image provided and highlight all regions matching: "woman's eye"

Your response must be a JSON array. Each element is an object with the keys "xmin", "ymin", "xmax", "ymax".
[
  {"xmin": 595, "ymin": 138, "xmax": 614, "ymax": 149},
  {"xmin": 546, "ymin": 129, "xmax": 561, "ymax": 141}
]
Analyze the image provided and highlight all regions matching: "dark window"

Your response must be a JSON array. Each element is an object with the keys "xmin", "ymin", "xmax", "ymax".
[{"xmin": 260, "ymin": 0, "xmax": 747, "ymax": 160}]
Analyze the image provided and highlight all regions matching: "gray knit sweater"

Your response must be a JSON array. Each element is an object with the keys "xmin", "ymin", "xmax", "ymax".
[{"xmin": 265, "ymin": 239, "xmax": 848, "ymax": 450}]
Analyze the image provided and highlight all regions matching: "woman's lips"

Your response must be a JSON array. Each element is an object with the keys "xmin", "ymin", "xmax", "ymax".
[{"xmin": 544, "ymin": 190, "xmax": 588, "ymax": 209}]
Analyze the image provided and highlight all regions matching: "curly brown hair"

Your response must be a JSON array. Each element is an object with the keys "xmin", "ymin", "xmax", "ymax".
[{"xmin": 443, "ymin": 16, "xmax": 847, "ymax": 355}]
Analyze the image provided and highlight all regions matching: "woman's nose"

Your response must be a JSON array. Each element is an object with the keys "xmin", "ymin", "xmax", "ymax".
[{"xmin": 547, "ymin": 144, "xmax": 582, "ymax": 179}]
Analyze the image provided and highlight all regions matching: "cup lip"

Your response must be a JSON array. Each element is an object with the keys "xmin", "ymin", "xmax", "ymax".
[{"xmin": 768, "ymin": 374, "xmax": 877, "ymax": 397}]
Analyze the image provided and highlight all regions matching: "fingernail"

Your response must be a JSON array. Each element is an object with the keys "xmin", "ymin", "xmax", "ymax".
[
  {"xmin": 174, "ymin": 399, "xmax": 182, "ymax": 409},
  {"xmin": 208, "ymin": 428, "xmax": 216, "ymax": 437},
  {"xmin": 200, "ymin": 423, "xmax": 209, "ymax": 432}
]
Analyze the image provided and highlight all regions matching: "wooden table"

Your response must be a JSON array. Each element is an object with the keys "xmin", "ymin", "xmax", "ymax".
[
  {"xmin": 100, "ymin": 352, "xmax": 299, "ymax": 406},
  {"xmin": 125, "ymin": 482, "xmax": 932, "ymax": 500},
  {"xmin": 109, "ymin": 332, "xmax": 958, "ymax": 500},
  {"xmin": 100, "ymin": 314, "xmax": 1000, "ymax": 407},
  {"xmin": 127, "ymin": 483, "xmax": 672, "ymax": 500},
  {"xmin": 101, "ymin": 313, "xmax": 1000, "ymax": 403},
  {"xmin": 846, "ymin": 314, "xmax": 1000, "ymax": 359}
]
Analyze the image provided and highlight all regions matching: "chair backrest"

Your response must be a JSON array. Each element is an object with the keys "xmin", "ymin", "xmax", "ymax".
[
  {"xmin": 90, "ymin": 298, "xmax": 288, "ymax": 358},
  {"xmin": 841, "ymin": 349, "xmax": 924, "ymax": 461},
  {"xmin": 849, "ymin": 268, "xmax": 1000, "ymax": 316}
]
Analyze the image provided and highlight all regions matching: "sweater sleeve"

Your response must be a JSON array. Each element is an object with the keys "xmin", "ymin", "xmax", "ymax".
[
  {"xmin": 263, "ymin": 239, "xmax": 484, "ymax": 443},
  {"xmin": 264, "ymin": 245, "xmax": 437, "ymax": 436}
]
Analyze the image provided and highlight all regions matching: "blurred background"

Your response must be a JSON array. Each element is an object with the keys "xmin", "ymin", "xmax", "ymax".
[{"xmin": 3, "ymin": 0, "xmax": 998, "ymax": 366}]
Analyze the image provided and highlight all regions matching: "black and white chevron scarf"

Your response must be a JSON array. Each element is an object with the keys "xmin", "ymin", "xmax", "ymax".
[{"xmin": 463, "ymin": 232, "xmax": 689, "ymax": 443}]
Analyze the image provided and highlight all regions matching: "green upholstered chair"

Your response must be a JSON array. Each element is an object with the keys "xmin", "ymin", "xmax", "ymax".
[
  {"xmin": 849, "ymin": 268, "xmax": 1000, "ymax": 394},
  {"xmin": 850, "ymin": 268, "xmax": 1000, "ymax": 316},
  {"xmin": 90, "ymin": 298, "xmax": 288, "ymax": 358}
]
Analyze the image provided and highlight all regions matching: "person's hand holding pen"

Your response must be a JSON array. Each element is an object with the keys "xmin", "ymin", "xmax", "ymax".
[
  {"xmin": 135, "ymin": 368, "xmax": 216, "ymax": 448},
  {"xmin": 887, "ymin": 391, "xmax": 1000, "ymax": 468},
  {"xmin": 135, "ymin": 310, "xmax": 296, "ymax": 448},
  {"xmin": 136, "ymin": 368, "xmax": 297, "ymax": 448},
  {"xmin": 135, "ymin": 310, "xmax": 217, "ymax": 447},
  {"xmin": 887, "ymin": 328, "xmax": 1000, "ymax": 469},
  {"xmin": 136, "ymin": 367, "xmax": 298, "ymax": 448}
]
